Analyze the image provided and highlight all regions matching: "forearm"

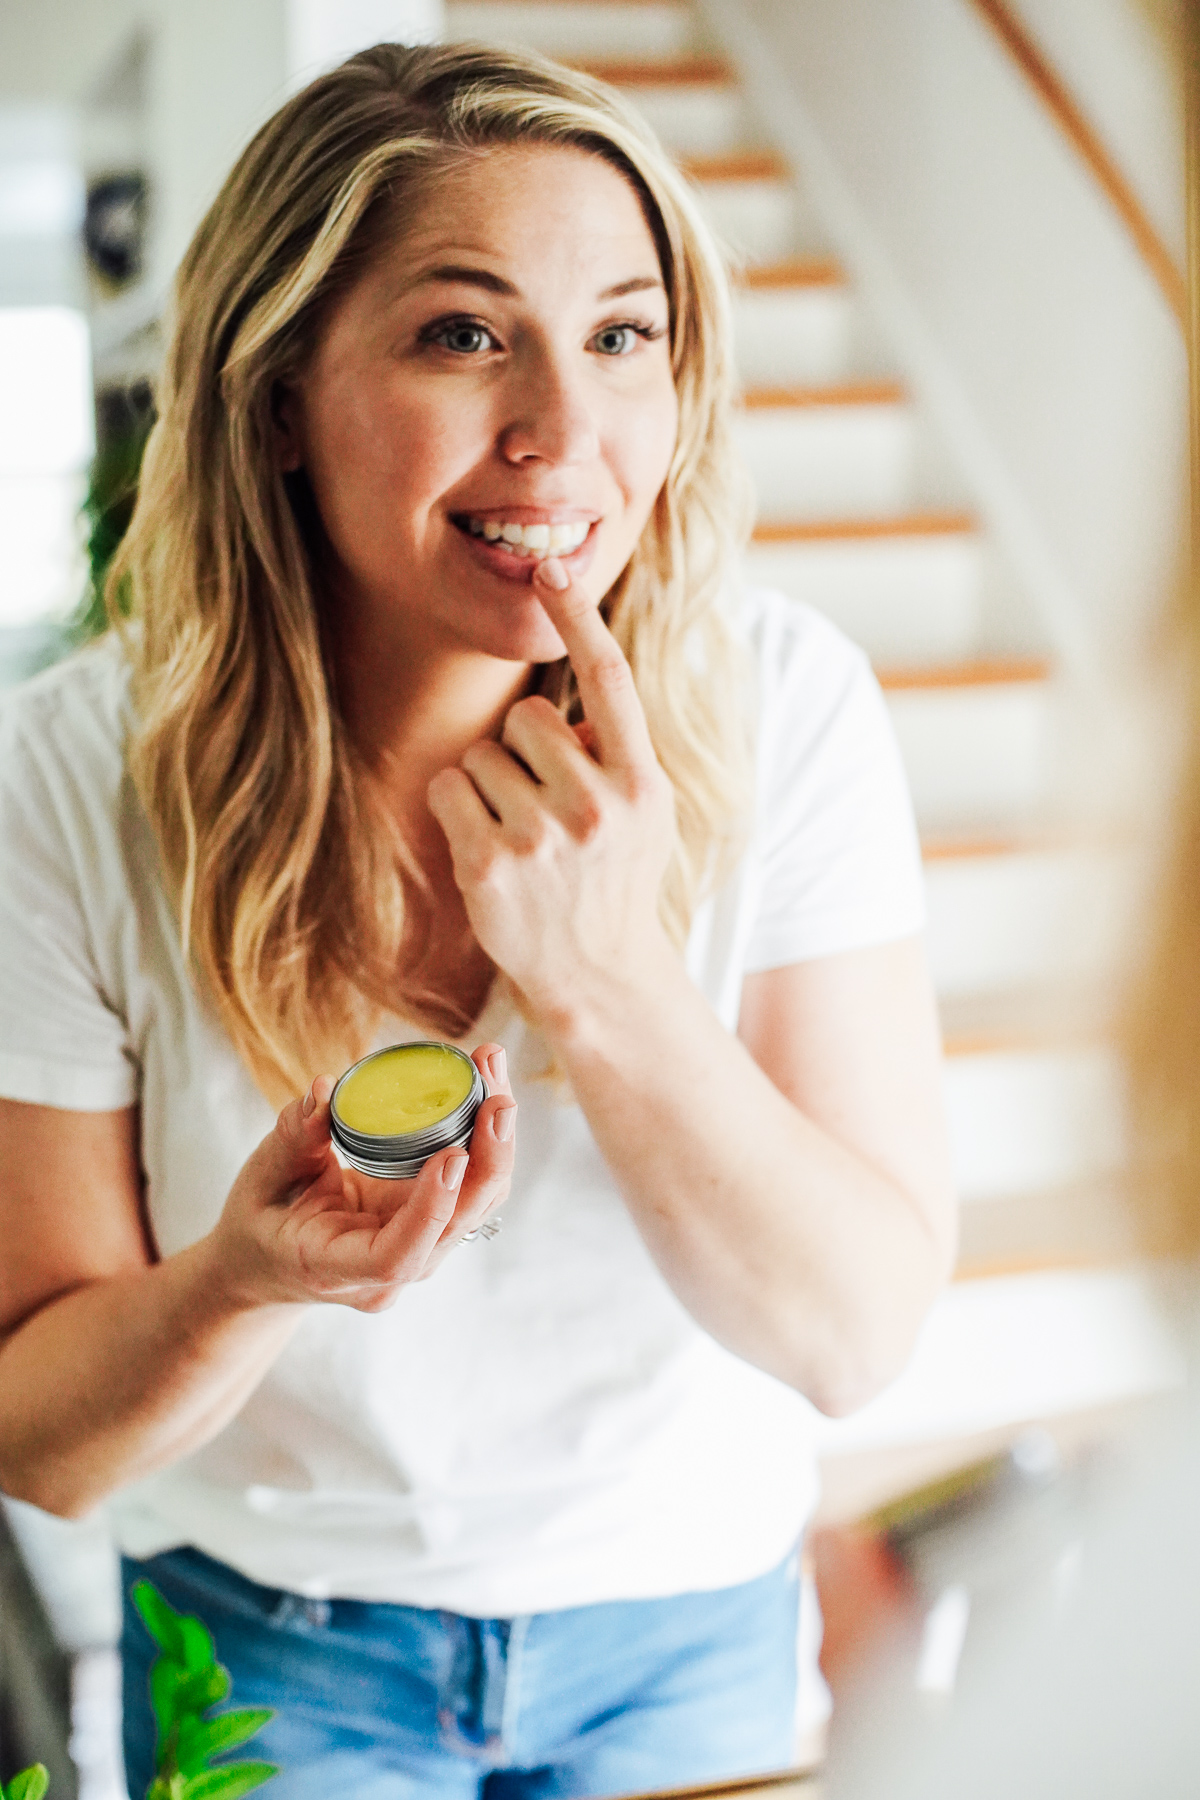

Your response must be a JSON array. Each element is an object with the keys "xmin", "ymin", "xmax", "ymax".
[
  {"xmin": 0, "ymin": 1235, "xmax": 301, "ymax": 1518},
  {"xmin": 549, "ymin": 957, "xmax": 952, "ymax": 1413}
]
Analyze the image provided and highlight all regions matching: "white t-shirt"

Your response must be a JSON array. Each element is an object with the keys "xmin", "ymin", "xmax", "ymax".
[{"xmin": 0, "ymin": 588, "xmax": 924, "ymax": 1614}]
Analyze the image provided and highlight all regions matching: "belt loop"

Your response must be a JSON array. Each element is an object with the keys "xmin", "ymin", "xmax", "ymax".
[
  {"xmin": 499, "ymin": 1614, "xmax": 531, "ymax": 1752},
  {"xmin": 439, "ymin": 1615, "xmax": 516, "ymax": 1760}
]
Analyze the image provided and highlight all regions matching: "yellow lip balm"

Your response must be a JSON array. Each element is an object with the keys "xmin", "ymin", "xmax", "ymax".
[
  {"xmin": 329, "ymin": 1040, "xmax": 485, "ymax": 1180},
  {"xmin": 335, "ymin": 1044, "xmax": 474, "ymax": 1134}
]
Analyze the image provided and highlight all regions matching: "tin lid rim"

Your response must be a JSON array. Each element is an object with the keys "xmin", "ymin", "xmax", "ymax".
[{"xmin": 329, "ymin": 1041, "xmax": 484, "ymax": 1150}]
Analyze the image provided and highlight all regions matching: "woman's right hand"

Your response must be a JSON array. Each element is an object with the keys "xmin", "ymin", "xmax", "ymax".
[{"xmin": 208, "ymin": 1043, "xmax": 515, "ymax": 1314}]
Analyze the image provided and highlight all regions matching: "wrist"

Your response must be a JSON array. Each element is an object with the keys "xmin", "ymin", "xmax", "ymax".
[
  {"xmin": 183, "ymin": 1227, "xmax": 293, "ymax": 1321},
  {"xmin": 535, "ymin": 933, "xmax": 694, "ymax": 1059}
]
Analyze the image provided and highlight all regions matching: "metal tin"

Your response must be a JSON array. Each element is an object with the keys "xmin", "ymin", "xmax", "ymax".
[{"xmin": 329, "ymin": 1041, "xmax": 484, "ymax": 1180}]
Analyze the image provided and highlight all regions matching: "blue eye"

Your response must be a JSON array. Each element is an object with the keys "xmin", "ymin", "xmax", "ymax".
[
  {"xmin": 592, "ymin": 325, "xmax": 638, "ymax": 357},
  {"xmin": 431, "ymin": 321, "xmax": 495, "ymax": 354}
]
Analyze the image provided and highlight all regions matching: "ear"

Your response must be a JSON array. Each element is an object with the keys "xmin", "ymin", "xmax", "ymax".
[{"xmin": 271, "ymin": 380, "xmax": 304, "ymax": 473}]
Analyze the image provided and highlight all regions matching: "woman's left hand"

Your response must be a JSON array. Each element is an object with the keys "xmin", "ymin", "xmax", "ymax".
[{"xmin": 427, "ymin": 558, "xmax": 678, "ymax": 1035}]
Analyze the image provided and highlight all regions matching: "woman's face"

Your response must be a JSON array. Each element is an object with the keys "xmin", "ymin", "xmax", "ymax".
[{"xmin": 279, "ymin": 142, "xmax": 679, "ymax": 666}]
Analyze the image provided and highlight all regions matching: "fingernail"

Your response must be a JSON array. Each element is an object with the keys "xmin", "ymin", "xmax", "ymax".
[
  {"xmin": 494, "ymin": 1102, "xmax": 516, "ymax": 1143},
  {"xmin": 536, "ymin": 557, "xmax": 569, "ymax": 591},
  {"xmin": 302, "ymin": 1085, "xmax": 316, "ymax": 1118},
  {"xmin": 488, "ymin": 1048, "xmax": 507, "ymax": 1088},
  {"xmin": 443, "ymin": 1153, "xmax": 469, "ymax": 1190}
]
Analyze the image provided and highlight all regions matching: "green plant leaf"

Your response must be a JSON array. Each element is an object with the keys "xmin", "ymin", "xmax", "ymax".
[
  {"xmin": 179, "ymin": 1761, "xmax": 278, "ymax": 1799},
  {"xmin": 145, "ymin": 1776, "xmax": 187, "ymax": 1800},
  {"xmin": 133, "ymin": 1584, "xmax": 215, "ymax": 1675},
  {"xmin": 180, "ymin": 1620, "xmax": 218, "ymax": 1670},
  {"xmin": 175, "ymin": 1612, "xmax": 217, "ymax": 1674},
  {"xmin": 176, "ymin": 1708, "xmax": 274, "ymax": 1777},
  {"xmin": 150, "ymin": 1653, "xmax": 190, "ymax": 1740},
  {"xmin": 7, "ymin": 1766, "xmax": 50, "ymax": 1800},
  {"xmin": 178, "ymin": 1662, "xmax": 231, "ymax": 1713},
  {"xmin": 133, "ymin": 1581, "xmax": 189, "ymax": 1661}
]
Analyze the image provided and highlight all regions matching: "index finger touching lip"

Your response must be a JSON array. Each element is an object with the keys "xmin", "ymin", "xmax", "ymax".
[{"xmin": 532, "ymin": 558, "xmax": 657, "ymax": 775}]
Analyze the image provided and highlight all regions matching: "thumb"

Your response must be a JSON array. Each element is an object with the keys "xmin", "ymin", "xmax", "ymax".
[{"xmin": 259, "ymin": 1075, "xmax": 338, "ymax": 1198}]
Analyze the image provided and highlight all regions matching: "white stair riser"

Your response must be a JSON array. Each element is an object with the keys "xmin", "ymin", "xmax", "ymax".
[
  {"xmin": 733, "ymin": 286, "xmax": 855, "ymax": 387},
  {"xmin": 810, "ymin": 1269, "xmax": 1182, "ymax": 1454},
  {"xmin": 694, "ymin": 179, "xmax": 802, "ymax": 263},
  {"xmin": 945, "ymin": 1045, "xmax": 1124, "ymax": 1202},
  {"xmin": 444, "ymin": 2, "xmax": 697, "ymax": 60},
  {"xmin": 617, "ymin": 85, "xmax": 751, "ymax": 158},
  {"xmin": 743, "ymin": 536, "xmax": 983, "ymax": 663},
  {"xmin": 735, "ymin": 404, "xmax": 915, "ymax": 521},
  {"xmin": 925, "ymin": 847, "xmax": 1133, "ymax": 997},
  {"xmin": 887, "ymin": 682, "xmax": 1051, "ymax": 828}
]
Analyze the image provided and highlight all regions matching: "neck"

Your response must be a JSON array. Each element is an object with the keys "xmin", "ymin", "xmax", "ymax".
[{"xmin": 332, "ymin": 610, "xmax": 534, "ymax": 825}]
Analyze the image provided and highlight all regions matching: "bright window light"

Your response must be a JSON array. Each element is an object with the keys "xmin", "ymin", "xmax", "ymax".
[
  {"xmin": 0, "ymin": 306, "xmax": 93, "ymax": 628},
  {"xmin": 0, "ymin": 161, "xmax": 85, "ymax": 237},
  {"xmin": 0, "ymin": 474, "xmax": 87, "ymax": 627},
  {"xmin": 0, "ymin": 306, "xmax": 94, "ymax": 476}
]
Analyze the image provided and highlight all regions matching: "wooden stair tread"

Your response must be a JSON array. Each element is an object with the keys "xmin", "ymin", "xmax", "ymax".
[
  {"xmin": 737, "ymin": 256, "xmax": 846, "ymax": 289},
  {"xmin": 571, "ymin": 55, "xmax": 732, "ymax": 86},
  {"xmin": 944, "ymin": 1029, "xmax": 1105, "ymax": 1056},
  {"xmin": 921, "ymin": 822, "xmax": 1130, "ymax": 861},
  {"xmin": 751, "ymin": 511, "xmax": 976, "ymax": 544},
  {"xmin": 741, "ymin": 379, "xmax": 906, "ymax": 409},
  {"xmin": 939, "ymin": 985, "xmax": 1112, "ymax": 1055},
  {"xmin": 954, "ymin": 1248, "xmax": 1132, "ymax": 1283},
  {"xmin": 876, "ymin": 654, "xmax": 1052, "ymax": 690},
  {"xmin": 954, "ymin": 1179, "xmax": 1139, "ymax": 1282},
  {"xmin": 921, "ymin": 827, "xmax": 1070, "ymax": 860},
  {"xmin": 681, "ymin": 149, "xmax": 789, "ymax": 182}
]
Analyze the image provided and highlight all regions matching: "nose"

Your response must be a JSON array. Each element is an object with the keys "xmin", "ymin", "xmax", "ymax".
[{"xmin": 498, "ymin": 347, "xmax": 600, "ymax": 468}]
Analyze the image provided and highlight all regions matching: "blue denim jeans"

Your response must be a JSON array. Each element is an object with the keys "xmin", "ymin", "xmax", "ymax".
[{"xmin": 120, "ymin": 1544, "xmax": 799, "ymax": 1799}]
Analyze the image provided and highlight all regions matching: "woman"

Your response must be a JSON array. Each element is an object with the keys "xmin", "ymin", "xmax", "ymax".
[{"xmin": 0, "ymin": 42, "xmax": 954, "ymax": 1798}]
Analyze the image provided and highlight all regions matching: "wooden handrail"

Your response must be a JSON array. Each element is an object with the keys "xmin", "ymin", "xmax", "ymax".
[
  {"xmin": 968, "ymin": 0, "xmax": 1186, "ymax": 330},
  {"xmin": 1185, "ymin": 0, "xmax": 1200, "ymax": 553}
]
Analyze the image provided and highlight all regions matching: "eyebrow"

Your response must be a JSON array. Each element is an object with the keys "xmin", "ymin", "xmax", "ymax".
[{"xmin": 410, "ymin": 264, "xmax": 664, "ymax": 302}]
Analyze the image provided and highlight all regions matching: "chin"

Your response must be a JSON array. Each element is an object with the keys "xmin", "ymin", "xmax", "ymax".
[
  {"xmin": 448, "ymin": 589, "xmax": 573, "ymax": 664},
  {"xmin": 483, "ymin": 619, "xmax": 570, "ymax": 665}
]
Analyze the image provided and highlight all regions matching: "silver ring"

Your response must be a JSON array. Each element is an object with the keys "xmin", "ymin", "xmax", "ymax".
[{"xmin": 460, "ymin": 1216, "xmax": 503, "ymax": 1244}]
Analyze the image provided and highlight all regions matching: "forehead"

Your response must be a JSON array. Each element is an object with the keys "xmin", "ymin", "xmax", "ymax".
[{"xmin": 381, "ymin": 141, "xmax": 663, "ymax": 288}]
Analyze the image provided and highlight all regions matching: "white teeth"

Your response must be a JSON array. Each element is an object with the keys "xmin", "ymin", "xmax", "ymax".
[{"xmin": 464, "ymin": 517, "xmax": 591, "ymax": 557}]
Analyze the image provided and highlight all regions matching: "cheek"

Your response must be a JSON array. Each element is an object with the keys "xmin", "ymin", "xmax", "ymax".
[
  {"xmin": 614, "ymin": 385, "xmax": 679, "ymax": 518},
  {"xmin": 306, "ymin": 389, "xmax": 468, "ymax": 542}
]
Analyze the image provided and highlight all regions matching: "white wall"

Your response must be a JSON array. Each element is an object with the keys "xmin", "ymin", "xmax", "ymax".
[
  {"xmin": 142, "ymin": 0, "xmax": 290, "ymax": 294},
  {"xmin": 704, "ymin": 0, "xmax": 1188, "ymax": 678},
  {"xmin": 0, "ymin": 0, "xmax": 445, "ymax": 301},
  {"xmin": 1007, "ymin": 0, "xmax": 1186, "ymax": 267},
  {"xmin": 0, "ymin": 0, "xmax": 142, "ymax": 106}
]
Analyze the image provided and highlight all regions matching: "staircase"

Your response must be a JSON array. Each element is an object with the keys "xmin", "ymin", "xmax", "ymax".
[{"xmin": 442, "ymin": 0, "xmax": 1182, "ymax": 1496}]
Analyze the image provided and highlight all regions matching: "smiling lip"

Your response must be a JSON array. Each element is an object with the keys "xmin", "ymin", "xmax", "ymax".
[{"xmin": 449, "ymin": 510, "xmax": 600, "ymax": 583}]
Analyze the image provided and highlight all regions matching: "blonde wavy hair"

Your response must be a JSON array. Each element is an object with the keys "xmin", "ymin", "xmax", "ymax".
[{"xmin": 113, "ymin": 40, "xmax": 754, "ymax": 1102}]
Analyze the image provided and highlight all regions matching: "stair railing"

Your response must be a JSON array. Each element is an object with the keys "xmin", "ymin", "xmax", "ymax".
[{"xmin": 967, "ymin": 0, "xmax": 1187, "ymax": 330}]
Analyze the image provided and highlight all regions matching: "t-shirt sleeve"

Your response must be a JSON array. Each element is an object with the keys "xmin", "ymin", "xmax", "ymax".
[
  {"xmin": 0, "ymin": 693, "xmax": 138, "ymax": 1110},
  {"xmin": 743, "ymin": 611, "xmax": 926, "ymax": 972}
]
